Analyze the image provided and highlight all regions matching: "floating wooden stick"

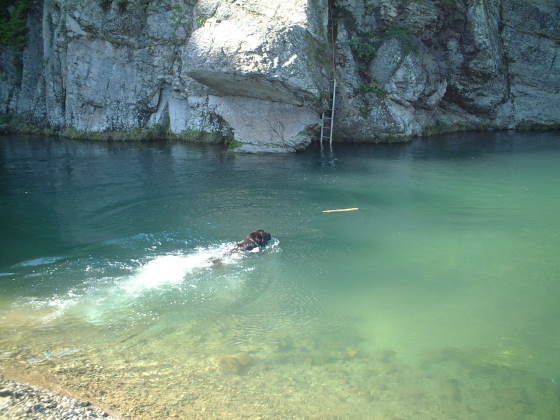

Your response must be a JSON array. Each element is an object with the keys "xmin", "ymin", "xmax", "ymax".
[{"xmin": 322, "ymin": 208, "xmax": 359, "ymax": 213}]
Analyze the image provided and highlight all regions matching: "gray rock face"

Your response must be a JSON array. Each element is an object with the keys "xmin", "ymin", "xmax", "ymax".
[
  {"xmin": 209, "ymin": 95, "xmax": 319, "ymax": 152},
  {"xmin": 501, "ymin": 0, "xmax": 560, "ymax": 127},
  {"xmin": 1, "ymin": 0, "xmax": 559, "ymax": 151},
  {"xmin": 333, "ymin": 0, "xmax": 560, "ymax": 141},
  {"xmin": 1, "ymin": 0, "xmax": 327, "ymax": 151}
]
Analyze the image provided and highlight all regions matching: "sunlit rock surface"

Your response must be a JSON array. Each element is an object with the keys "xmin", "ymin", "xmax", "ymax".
[{"xmin": 1, "ymin": 0, "xmax": 558, "ymax": 150}]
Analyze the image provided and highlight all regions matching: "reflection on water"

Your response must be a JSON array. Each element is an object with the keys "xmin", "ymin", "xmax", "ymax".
[{"xmin": 1, "ymin": 133, "xmax": 560, "ymax": 418}]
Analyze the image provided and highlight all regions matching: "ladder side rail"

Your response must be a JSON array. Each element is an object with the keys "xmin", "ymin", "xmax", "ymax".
[
  {"xmin": 329, "ymin": 79, "xmax": 336, "ymax": 145},
  {"xmin": 320, "ymin": 111, "xmax": 325, "ymax": 144}
]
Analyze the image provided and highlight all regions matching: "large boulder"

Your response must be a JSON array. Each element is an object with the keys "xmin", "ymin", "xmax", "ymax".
[{"xmin": 182, "ymin": 0, "xmax": 327, "ymax": 150}]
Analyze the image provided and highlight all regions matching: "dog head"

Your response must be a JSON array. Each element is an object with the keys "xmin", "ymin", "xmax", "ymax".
[{"xmin": 249, "ymin": 229, "xmax": 272, "ymax": 247}]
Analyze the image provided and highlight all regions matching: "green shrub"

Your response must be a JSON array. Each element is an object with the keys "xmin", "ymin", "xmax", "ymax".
[
  {"xmin": 170, "ymin": 4, "xmax": 185, "ymax": 28},
  {"xmin": 361, "ymin": 81, "xmax": 387, "ymax": 97},
  {"xmin": 383, "ymin": 26, "xmax": 417, "ymax": 54},
  {"xmin": 0, "ymin": 0, "xmax": 30, "ymax": 51},
  {"xmin": 195, "ymin": 15, "xmax": 209, "ymax": 28},
  {"xmin": 439, "ymin": 0, "xmax": 457, "ymax": 10},
  {"xmin": 359, "ymin": 104, "xmax": 371, "ymax": 119},
  {"xmin": 349, "ymin": 32, "xmax": 376, "ymax": 74}
]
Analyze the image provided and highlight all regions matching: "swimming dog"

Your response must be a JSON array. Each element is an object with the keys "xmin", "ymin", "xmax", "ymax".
[
  {"xmin": 209, "ymin": 230, "xmax": 272, "ymax": 266},
  {"xmin": 232, "ymin": 229, "xmax": 272, "ymax": 252}
]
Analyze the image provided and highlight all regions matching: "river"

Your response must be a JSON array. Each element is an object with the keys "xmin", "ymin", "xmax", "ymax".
[{"xmin": 1, "ymin": 132, "xmax": 559, "ymax": 418}]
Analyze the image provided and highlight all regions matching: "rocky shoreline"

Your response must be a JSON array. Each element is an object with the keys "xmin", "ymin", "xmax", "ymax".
[
  {"xmin": 2, "ymin": 0, "xmax": 559, "ymax": 152},
  {"xmin": 0, "ymin": 377, "xmax": 116, "ymax": 420}
]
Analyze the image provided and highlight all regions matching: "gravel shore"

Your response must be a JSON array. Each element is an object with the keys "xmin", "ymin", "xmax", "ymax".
[{"xmin": 0, "ymin": 377, "xmax": 115, "ymax": 420}]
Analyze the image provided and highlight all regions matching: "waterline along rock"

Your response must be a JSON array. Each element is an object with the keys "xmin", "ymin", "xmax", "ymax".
[{"xmin": 1, "ymin": 0, "xmax": 558, "ymax": 152}]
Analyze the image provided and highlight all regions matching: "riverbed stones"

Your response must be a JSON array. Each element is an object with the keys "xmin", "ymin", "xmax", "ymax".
[{"xmin": 0, "ymin": 377, "xmax": 114, "ymax": 420}]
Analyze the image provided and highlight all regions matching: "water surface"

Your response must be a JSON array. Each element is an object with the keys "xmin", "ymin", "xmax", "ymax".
[{"xmin": 1, "ymin": 133, "xmax": 560, "ymax": 418}]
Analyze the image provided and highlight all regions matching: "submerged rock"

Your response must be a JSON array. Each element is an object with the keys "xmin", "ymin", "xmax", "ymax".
[
  {"xmin": 439, "ymin": 378, "xmax": 462, "ymax": 402},
  {"xmin": 217, "ymin": 353, "xmax": 253, "ymax": 375}
]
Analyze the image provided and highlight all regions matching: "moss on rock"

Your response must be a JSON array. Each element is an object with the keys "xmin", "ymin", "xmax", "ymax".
[
  {"xmin": 304, "ymin": 31, "xmax": 331, "ymax": 79},
  {"xmin": 423, "ymin": 122, "xmax": 469, "ymax": 136},
  {"xmin": 170, "ymin": 130, "xmax": 229, "ymax": 144},
  {"xmin": 1, "ymin": 114, "xmax": 237, "ymax": 146},
  {"xmin": 61, "ymin": 127, "xmax": 234, "ymax": 145},
  {"xmin": 225, "ymin": 139, "xmax": 243, "ymax": 150},
  {"xmin": 0, "ymin": 114, "xmax": 57, "ymax": 136},
  {"xmin": 61, "ymin": 127, "xmax": 166, "ymax": 141},
  {"xmin": 335, "ymin": 133, "xmax": 413, "ymax": 144},
  {"xmin": 516, "ymin": 122, "xmax": 560, "ymax": 131}
]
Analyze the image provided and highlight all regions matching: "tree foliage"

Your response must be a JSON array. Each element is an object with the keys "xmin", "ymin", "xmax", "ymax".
[{"xmin": 0, "ymin": 0, "xmax": 30, "ymax": 51}]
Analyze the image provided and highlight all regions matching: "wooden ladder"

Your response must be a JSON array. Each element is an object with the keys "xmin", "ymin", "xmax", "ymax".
[{"xmin": 320, "ymin": 78, "xmax": 337, "ymax": 147}]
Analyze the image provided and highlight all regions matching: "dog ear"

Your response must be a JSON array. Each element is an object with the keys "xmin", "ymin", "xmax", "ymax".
[
  {"xmin": 255, "ymin": 230, "xmax": 266, "ymax": 244},
  {"xmin": 249, "ymin": 231, "xmax": 260, "ymax": 242}
]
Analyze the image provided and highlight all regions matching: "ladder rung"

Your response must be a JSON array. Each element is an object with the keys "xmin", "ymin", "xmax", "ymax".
[{"xmin": 320, "ymin": 78, "xmax": 336, "ymax": 145}]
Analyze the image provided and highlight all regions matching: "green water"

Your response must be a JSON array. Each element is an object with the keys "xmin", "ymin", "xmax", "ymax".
[{"xmin": 1, "ymin": 133, "xmax": 560, "ymax": 419}]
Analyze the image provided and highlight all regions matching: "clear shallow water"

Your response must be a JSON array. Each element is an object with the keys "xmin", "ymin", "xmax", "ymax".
[{"xmin": 1, "ymin": 133, "xmax": 560, "ymax": 418}]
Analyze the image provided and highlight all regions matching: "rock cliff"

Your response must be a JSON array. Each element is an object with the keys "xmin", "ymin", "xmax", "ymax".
[
  {"xmin": 1, "ymin": 0, "xmax": 558, "ymax": 152},
  {"xmin": 333, "ymin": 0, "xmax": 560, "ymax": 142}
]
